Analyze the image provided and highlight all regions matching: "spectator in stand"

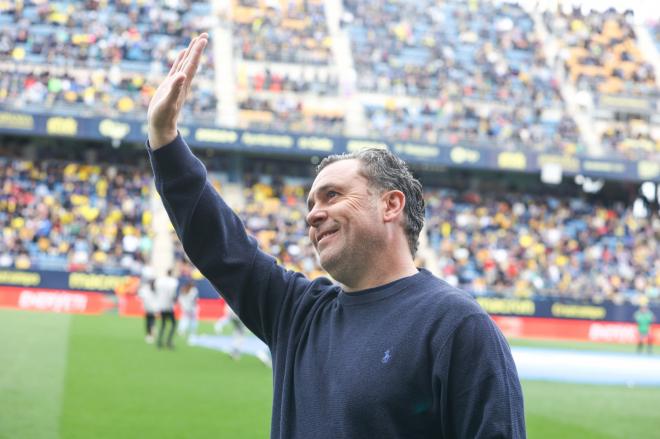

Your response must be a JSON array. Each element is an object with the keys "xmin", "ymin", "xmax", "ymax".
[{"xmin": 239, "ymin": 67, "xmax": 339, "ymax": 96}]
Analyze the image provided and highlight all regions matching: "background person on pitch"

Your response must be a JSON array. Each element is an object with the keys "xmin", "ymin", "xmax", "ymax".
[
  {"xmin": 155, "ymin": 269, "xmax": 179, "ymax": 349},
  {"xmin": 635, "ymin": 303, "xmax": 655, "ymax": 354},
  {"xmin": 215, "ymin": 305, "xmax": 247, "ymax": 360},
  {"xmin": 138, "ymin": 273, "xmax": 158, "ymax": 343},
  {"xmin": 177, "ymin": 279, "xmax": 199, "ymax": 341},
  {"xmin": 145, "ymin": 34, "xmax": 525, "ymax": 438}
]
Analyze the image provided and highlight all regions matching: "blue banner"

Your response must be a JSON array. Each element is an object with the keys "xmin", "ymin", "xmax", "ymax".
[
  {"xmin": 0, "ymin": 269, "xmax": 219, "ymax": 299},
  {"xmin": 475, "ymin": 296, "xmax": 659, "ymax": 323},
  {"xmin": 0, "ymin": 108, "xmax": 657, "ymax": 182}
]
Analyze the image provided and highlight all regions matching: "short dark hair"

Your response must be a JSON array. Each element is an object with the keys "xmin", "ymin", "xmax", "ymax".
[{"xmin": 317, "ymin": 148, "xmax": 425, "ymax": 256}]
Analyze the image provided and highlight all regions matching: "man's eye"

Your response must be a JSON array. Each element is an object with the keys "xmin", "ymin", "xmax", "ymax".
[{"xmin": 327, "ymin": 191, "xmax": 338, "ymax": 198}]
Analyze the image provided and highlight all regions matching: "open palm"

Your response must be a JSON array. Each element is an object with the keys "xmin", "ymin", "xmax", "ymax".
[{"xmin": 147, "ymin": 33, "xmax": 208, "ymax": 150}]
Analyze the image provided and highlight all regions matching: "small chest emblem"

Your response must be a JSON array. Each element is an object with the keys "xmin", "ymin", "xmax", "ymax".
[{"xmin": 381, "ymin": 349, "xmax": 392, "ymax": 364}]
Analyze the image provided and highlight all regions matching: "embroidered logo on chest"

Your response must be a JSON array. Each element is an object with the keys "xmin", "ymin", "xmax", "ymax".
[{"xmin": 381, "ymin": 349, "xmax": 392, "ymax": 364}]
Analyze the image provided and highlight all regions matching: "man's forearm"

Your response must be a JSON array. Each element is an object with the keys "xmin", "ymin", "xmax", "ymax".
[{"xmin": 147, "ymin": 134, "xmax": 260, "ymax": 304}]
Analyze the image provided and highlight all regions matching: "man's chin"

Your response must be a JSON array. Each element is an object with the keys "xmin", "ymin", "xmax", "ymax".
[{"xmin": 318, "ymin": 253, "xmax": 340, "ymax": 276}]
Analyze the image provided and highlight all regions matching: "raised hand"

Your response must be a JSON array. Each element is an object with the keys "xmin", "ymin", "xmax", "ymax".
[{"xmin": 147, "ymin": 33, "xmax": 208, "ymax": 150}]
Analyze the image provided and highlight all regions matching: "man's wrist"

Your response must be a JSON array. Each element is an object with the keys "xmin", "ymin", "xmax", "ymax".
[{"xmin": 148, "ymin": 128, "xmax": 178, "ymax": 150}]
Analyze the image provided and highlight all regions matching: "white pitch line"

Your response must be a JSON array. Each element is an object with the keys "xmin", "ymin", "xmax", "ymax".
[
  {"xmin": 189, "ymin": 336, "xmax": 660, "ymax": 386},
  {"xmin": 512, "ymin": 347, "xmax": 660, "ymax": 386}
]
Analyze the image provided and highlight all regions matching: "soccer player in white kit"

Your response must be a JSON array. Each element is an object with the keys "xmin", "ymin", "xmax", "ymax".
[
  {"xmin": 138, "ymin": 274, "xmax": 158, "ymax": 343},
  {"xmin": 154, "ymin": 269, "xmax": 179, "ymax": 349},
  {"xmin": 177, "ymin": 279, "xmax": 199, "ymax": 341},
  {"xmin": 215, "ymin": 304, "xmax": 271, "ymax": 366}
]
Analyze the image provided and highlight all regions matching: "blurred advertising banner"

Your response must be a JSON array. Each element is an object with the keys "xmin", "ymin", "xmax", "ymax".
[
  {"xmin": 117, "ymin": 294, "xmax": 226, "ymax": 321},
  {"xmin": 1, "ymin": 269, "xmax": 657, "ymax": 325},
  {"xmin": 0, "ymin": 285, "xmax": 225, "ymax": 320},
  {"xmin": 0, "ymin": 269, "xmax": 219, "ymax": 298},
  {"xmin": 0, "ymin": 286, "xmax": 114, "ymax": 314},
  {"xmin": 475, "ymin": 296, "xmax": 660, "ymax": 323},
  {"xmin": 492, "ymin": 316, "xmax": 660, "ymax": 344}
]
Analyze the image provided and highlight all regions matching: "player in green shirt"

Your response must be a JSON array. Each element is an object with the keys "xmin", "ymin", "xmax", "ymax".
[{"xmin": 634, "ymin": 304, "xmax": 655, "ymax": 354}]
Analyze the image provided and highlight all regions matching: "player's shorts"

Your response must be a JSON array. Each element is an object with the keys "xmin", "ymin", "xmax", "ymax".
[{"xmin": 638, "ymin": 333, "xmax": 652, "ymax": 344}]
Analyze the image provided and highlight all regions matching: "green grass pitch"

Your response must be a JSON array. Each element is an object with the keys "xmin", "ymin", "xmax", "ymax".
[{"xmin": 1, "ymin": 308, "xmax": 659, "ymax": 438}]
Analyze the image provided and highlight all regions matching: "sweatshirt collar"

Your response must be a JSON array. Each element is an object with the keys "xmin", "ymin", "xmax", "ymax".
[{"xmin": 337, "ymin": 269, "xmax": 429, "ymax": 306}]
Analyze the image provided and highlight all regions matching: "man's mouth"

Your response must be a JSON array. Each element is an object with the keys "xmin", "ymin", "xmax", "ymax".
[{"xmin": 317, "ymin": 229, "xmax": 338, "ymax": 244}]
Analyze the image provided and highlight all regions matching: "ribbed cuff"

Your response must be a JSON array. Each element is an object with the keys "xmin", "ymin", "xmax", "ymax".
[{"xmin": 147, "ymin": 133, "xmax": 200, "ymax": 179}]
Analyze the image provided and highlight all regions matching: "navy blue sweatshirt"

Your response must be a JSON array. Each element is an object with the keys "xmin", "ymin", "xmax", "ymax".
[{"xmin": 149, "ymin": 135, "xmax": 526, "ymax": 438}]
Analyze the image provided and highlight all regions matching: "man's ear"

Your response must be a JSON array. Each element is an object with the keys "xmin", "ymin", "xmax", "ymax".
[{"xmin": 381, "ymin": 190, "xmax": 406, "ymax": 223}]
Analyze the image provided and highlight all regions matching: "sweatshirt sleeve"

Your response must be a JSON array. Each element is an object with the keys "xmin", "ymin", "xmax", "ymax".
[
  {"xmin": 434, "ymin": 313, "xmax": 526, "ymax": 438},
  {"xmin": 147, "ymin": 134, "xmax": 312, "ymax": 345}
]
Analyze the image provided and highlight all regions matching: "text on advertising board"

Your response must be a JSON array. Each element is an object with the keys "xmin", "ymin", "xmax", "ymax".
[{"xmin": 476, "ymin": 298, "xmax": 535, "ymax": 316}]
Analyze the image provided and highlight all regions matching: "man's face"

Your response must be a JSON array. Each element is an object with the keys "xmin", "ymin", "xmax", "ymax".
[{"xmin": 306, "ymin": 159, "xmax": 384, "ymax": 285}]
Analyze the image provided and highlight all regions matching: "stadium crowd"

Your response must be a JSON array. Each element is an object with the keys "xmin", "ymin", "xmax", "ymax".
[
  {"xmin": 346, "ymin": 0, "xmax": 583, "ymax": 153},
  {"xmin": 232, "ymin": 0, "xmax": 333, "ymax": 65},
  {"xmin": 238, "ymin": 66, "xmax": 339, "ymax": 96},
  {"xmin": 425, "ymin": 188, "xmax": 660, "ymax": 302},
  {"xmin": 546, "ymin": 7, "xmax": 655, "ymax": 96},
  {"xmin": 545, "ymin": 6, "xmax": 659, "ymax": 160},
  {"xmin": 237, "ymin": 95, "xmax": 344, "ymax": 133},
  {"xmin": 0, "ymin": 0, "xmax": 214, "ymax": 73},
  {"xmin": 0, "ymin": 148, "xmax": 152, "ymax": 275},
  {"xmin": 0, "ymin": 0, "xmax": 217, "ymax": 120},
  {"xmin": 0, "ymin": 0, "xmax": 657, "ymax": 159},
  {"xmin": 232, "ymin": 0, "xmax": 343, "ymax": 134},
  {"xmin": 0, "ymin": 68, "xmax": 217, "ymax": 120}
]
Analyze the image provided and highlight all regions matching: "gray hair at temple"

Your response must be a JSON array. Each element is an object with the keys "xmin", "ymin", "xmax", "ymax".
[{"xmin": 316, "ymin": 148, "xmax": 425, "ymax": 257}]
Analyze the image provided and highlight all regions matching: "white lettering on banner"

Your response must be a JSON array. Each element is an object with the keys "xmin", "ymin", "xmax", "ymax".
[
  {"xmin": 18, "ymin": 291, "xmax": 88, "ymax": 313},
  {"xmin": 588, "ymin": 323, "xmax": 637, "ymax": 343}
]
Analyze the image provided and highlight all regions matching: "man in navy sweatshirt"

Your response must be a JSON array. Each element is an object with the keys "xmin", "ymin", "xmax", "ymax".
[{"xmin": 146, "ymin": 33, "xmax": 526, "ymax": 438}]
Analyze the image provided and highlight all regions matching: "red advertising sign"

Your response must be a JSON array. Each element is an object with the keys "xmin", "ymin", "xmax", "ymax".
[
  {"xmin": 118, "ymin": 294, "xmax": 226, "ymax": 321},
  {"xmin": 2, "ymin": 285, "xmax": 656, "ymax": 342},
  {"xmin": 0, "ymin": 286, "xmax": 113, "ymax": 314},
  {"xmin": 492, "ymin": 316, "xmax": 659, "ymax": 344}
]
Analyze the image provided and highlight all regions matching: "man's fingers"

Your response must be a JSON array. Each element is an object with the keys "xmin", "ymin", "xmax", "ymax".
[
  {"xmin": 168, "ymin": 50, "xmax": 186, "ymax": 77},
  {"xmin": 179, "ymin": 34, "xmax": 207, "ymax": 75},
  {"xmin": 176, "ymin": 36, "xmax": 198, "ymax": 75},
  {"xmin": 185, "ymin": 37, "xmax": 207, "ymax": 76},
  {"xmin": 164, "ymin": 72, "xmax": 187, "ymax": 107},
  {"xmin": 155, "ymin": 34, "xmax": 208, "ymax": 121},
  {"xmin": 180, "ymin": 36, "xmax": 208, "ymax": 98}
]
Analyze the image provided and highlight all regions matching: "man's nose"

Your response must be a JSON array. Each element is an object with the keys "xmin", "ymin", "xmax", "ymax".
[{"xmin": 306, "ymin": 207, "xmax": 327, "ymax": 228}]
